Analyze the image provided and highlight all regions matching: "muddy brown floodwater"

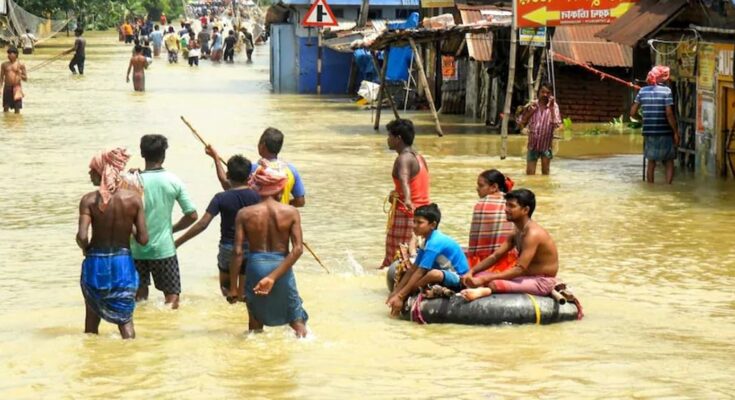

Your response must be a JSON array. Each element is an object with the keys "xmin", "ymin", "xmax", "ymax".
[{"xmin": 1, "ymin": 31, "xmax": 734, "ymax": 399}]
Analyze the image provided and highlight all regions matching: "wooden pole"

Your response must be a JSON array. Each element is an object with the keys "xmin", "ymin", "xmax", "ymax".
[
  {"xmin": 534, "ymin": 48, "xmax": 547, "ymax": 95},
  {"xmin": 527, "ymin": 47, "xmax": 535, "ymax": 102},
  {"xmin": 317, "ymin": 28, "xmax": 323, "ymax": 95},
  {"xmin": 500, "ymin": 16, "xmax": 518, "ymax": 159},
  {"xmin": 373, "ymin": 52, "xmax": 387, "ymax": 130},
  {"xmin": 409, "ymin": 38, "xmax": 444, "ymax": 137},
  {"xmin": 370, "ymin": 52, "xmax": 400, "ymax": 120},
  {"xmin": 357, "ymin": 0, "xmax": 369, "ymax": 28}
]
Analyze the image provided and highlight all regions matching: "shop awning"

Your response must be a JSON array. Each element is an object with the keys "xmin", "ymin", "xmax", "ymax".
[{"xmin": 595, "ymin": 0, "xmax": 688, "ymax": 47}]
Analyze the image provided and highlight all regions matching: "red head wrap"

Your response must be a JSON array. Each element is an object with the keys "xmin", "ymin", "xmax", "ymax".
[
  {"xmin": 88, "ymin": 148, "xmax": 131, "ymax": 212},
  {"xmin": 646, "ymin": 65, "xmax": 670, "ymax": 85},
  {"xmin": 249, "ymin": 160, "xmax": 287, "ymax": 196}
]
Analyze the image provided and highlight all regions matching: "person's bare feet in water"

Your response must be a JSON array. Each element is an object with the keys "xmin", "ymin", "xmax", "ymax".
[{"xmin": 460, "ymin": 287, "xmax": 493, "ymax": 301}]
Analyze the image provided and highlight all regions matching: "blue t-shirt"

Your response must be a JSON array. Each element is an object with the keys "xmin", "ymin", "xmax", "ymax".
[
  {"xmin": 415, "ymin": 229, "xmax": 469, "ymax": 275},
  {"xmin": 150, "ymin": 30, "xmax": 163, "ymax": 46},
  {"xmin": 250, "ymin": 159, "xmax": 306, "ymax": 200},
  {"xmin": 634, "ymin": 85, "xmax": 674, "ymax": 137},
  {"xmin": 206, "ymin": 188, "xmax": 261, "ymax": 244}
]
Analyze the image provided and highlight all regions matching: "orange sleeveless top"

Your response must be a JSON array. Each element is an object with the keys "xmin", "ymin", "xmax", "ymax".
[{"xmin": 392, "ymin": 153, "xmax": 430, "ymax": 215}]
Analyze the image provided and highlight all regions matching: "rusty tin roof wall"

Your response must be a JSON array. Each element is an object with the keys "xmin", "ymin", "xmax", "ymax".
[
  {"xmin": 553, "ymin": 25, "xmax": 632, "ymax": 67},
  {"xmin": 595, "ymin": 0, "xmax": 688, "ymax": 47},
  {"xmin": 458, "ymin": 5, "xmax": 510, "ymax": 61}
]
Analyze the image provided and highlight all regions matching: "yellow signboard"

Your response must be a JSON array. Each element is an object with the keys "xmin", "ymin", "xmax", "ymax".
[
  {"xmin": 697, "ymin": 43, "xmax": 716, "ymax": 91},
  {"xmin": 421, "ymin": 0, "xmax": 455, "ymax": 8}
]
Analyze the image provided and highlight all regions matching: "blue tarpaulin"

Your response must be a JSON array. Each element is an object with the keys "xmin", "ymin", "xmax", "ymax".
[
  {"xmin": 385, "ymin": 12, "xmax": 419, "ymax": 82},
  {"xmin": 351, "ymin": 12, "xmax": 420, "ymax": 84},
  {"xmin": 354, "ymin": 48, "xmax": 378, "ymax": 82}
]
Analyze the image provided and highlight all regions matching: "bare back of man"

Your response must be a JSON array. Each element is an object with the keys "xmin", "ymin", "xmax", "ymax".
[
  {"xmin": 229, "ymin": 196, "xmax": 307, "ymax": 337},
  {"xmin": 78, "ymin": 187, "xmax": 147, "ymax": 339},
  {"xmin": 80, "ymin": 190, "xmax": 146, "ymax": 249},
  {"xmin": 126, "ymin": 54, "xmax": 147, "ymax": 92},
  {"xmin": 240, "ymin": 200, "xmax": 298, "ymax": 253}
]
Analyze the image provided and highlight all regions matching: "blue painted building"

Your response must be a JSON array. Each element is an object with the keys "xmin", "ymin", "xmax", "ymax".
[{"xmin": 270, "ymin": 0, "xmax": 419, "ymax": 94}]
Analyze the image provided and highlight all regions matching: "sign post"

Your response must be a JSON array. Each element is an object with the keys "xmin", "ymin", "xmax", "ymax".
[
  {"xmin": 302, "ymin": 0, "xmax": 338, "ymax": 95},
  {"xmin": 515, "ymin": 0, "xmax": 637, "ymax": 28}
]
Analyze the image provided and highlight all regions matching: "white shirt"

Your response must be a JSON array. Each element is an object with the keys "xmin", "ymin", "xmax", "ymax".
[{"xmin": 21, "ymin": 33, "xmax": 36, "ymax": 49}]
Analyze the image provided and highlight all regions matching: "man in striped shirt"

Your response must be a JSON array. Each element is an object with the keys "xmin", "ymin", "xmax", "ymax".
[
  {"xmin": 518, "ymin": 83, "xmax": 562, "ymax": 175},
  {"xmin": 630, "ymin": 65, "xmax": 680, "ymax": 184}
]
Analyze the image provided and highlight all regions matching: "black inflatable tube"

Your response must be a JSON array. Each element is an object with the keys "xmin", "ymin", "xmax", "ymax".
[{"xmin": 386, "ymin": 263, "xmax": 579, "ymax": 325}]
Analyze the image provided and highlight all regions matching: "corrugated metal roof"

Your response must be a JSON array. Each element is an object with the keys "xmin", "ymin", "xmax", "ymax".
[
  {"xmin": 595, "ymin": 0, "xmax": 687, "ymax": 47},
  {"xmin": 458, "ymin": 5, "xmax": 511, "ymax": 62},
  {"xmin": 553, "ymin": 25, "xmax": 632, "ymax": 67}
]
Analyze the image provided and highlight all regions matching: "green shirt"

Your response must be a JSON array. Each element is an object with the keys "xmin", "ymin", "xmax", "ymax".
[{"xmin": 131, "ymin": 169, "xmax": 196, "ymax": 260}]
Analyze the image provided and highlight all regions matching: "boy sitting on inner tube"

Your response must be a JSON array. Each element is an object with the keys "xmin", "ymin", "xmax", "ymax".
[{"xmin": 386, "ymin": 203, "xmax": 469, "ymax": 316}]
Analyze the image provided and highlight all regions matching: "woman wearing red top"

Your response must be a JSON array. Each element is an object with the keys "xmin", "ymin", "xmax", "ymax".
[{"xmin": 381, "ymin": 119, "xmax": 430, "ymax": 268}]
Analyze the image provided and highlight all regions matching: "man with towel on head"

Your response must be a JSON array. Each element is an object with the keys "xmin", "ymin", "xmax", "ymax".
[
  {"xmin": 228, "ymin": 161, "xmax": 309, "ymax": 337},
  {"xmin": 631, "ymin": 65, "xmax": 680, "ymax": 184},
  {"xmin": 76, "ymin": 148, "xmax": 148, "ymax": 339}
]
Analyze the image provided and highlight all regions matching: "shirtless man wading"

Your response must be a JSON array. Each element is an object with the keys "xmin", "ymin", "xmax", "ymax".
[
  {"xmin": 77, "ymin": 148, "xmax": 148, "ymax": 339},
  {"xmin": 228, "ymin": 166, "xmax": 309, "ymax": 337},
  {"xmin": 1, "ymin": 47, "xmax": 27, "ymax": 114},
  {"xmin": 126, "ymin": 45, "xmax": 147, "ymax": 92},
  {"xmin": 461, "ymin": 188, "xmax": 560, "ymax": 300}
]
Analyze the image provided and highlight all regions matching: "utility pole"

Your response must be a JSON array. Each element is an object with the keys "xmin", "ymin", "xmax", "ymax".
[{"xmin": 357, "ymin": 0, "xmax": 368, "ymax": 28}]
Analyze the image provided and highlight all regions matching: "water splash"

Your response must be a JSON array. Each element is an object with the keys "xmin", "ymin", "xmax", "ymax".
[{"xmin": 345, "ymin": 250, "xmax": 365, "ymax": 276}]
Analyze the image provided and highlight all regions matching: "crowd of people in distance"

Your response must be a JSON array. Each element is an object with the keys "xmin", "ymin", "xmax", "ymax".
[{"xmin": 118, "ymin": 15, "xmax": 256, "ymax": 92}]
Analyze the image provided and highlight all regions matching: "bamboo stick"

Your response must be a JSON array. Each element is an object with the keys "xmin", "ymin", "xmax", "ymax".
[
  {"xmin": 500, "ymin": 25, "xmax": 518, "ymax": 159},
  {"xmin": 180, "ymin": 116, "xmax": 330, "ymax": 273},
  {"xmin": 408, "ymin": 38, "xmax": 444, "ymax": 137},
  {"xmin": 180, "ymin": 116, "xmax": 227, "ymax": 165},
  {"xmin": 370, "ymin": 52, "xmax": 400, "ymax": 121}
]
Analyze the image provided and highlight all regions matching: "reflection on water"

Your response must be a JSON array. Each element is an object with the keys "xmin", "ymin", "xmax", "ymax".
[{"xmin": 0, "ymin": 32, "xmax": 734, "ymax": 398}]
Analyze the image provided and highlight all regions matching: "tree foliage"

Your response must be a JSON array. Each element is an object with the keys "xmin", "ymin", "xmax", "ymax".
[{"xmin": 15, "ymin": 0, "xmax": 183, "ymax": 29}]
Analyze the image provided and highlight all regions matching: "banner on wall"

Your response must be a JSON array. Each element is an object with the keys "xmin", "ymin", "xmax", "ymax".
[
  {"xmin": 441, "ymin": 56, "xmax": 458, "ymax": 81},
  {"xmin": 677, "ymin": 41, "xmax": 697, "ymax": 79},
  {"xmin": 697, "ymin": 43, "xmax": 716, "ymax": 92}
]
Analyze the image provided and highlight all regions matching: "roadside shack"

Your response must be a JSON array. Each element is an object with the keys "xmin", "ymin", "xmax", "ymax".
[{"xmin": 597, "ymin": 0, "xmax": 735, "ymax": 177}]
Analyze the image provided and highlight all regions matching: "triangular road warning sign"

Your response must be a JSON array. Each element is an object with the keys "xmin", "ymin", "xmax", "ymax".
[{"xmin": 302, "ymin": 0, "xmax": 339, "ymax": 27}]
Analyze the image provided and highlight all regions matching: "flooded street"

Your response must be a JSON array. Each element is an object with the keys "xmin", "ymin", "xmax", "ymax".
[{"xmin": 1, "ymin": 32, "xmax": 734, "ymax": 398}]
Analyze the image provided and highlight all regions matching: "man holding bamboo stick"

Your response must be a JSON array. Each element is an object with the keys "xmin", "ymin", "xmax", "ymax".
[
  {"xmin": 175, "ymin": 147, "xmax": 260, "ymax": 297},
  {"xmin": 213, "ymin": 128, "xmax": 306, "ymax": 208}
]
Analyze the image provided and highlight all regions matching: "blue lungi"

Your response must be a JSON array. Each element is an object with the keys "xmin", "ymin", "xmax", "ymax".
[
  {"xmin": 80, "ymin": 248, "xmax": 139, "ymax": 325},
  {"xmin": 245, "ymin": 252, "xmax": 308, "ymax": 326},
  {"xmin": 644, "ymin": 135, "xmax": 676, "ymax": 161}
]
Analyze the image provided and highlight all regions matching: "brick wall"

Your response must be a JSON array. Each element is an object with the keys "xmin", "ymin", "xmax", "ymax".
[{"xmin": 555, "ymin": 66, "xmax": 631, "ymax": 123}]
